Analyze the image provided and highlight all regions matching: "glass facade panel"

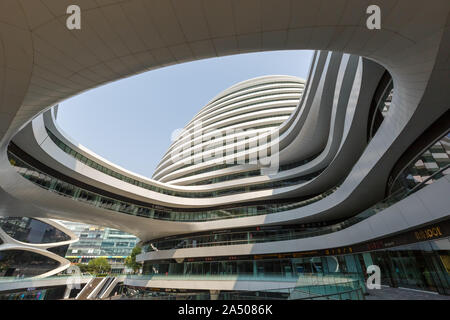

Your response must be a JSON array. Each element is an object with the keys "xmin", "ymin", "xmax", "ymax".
[
  {"xmin": 391, "ymin": 133, "xmax": 450, "ymax": 193},
  {"xmin": 0, "ymin": 250, "xmax": 59, "ymax": 277},
  {"xmin": 0, "ymin": 217, "xmax": 70, "ymax": 244},
  {"xmin": 0, "ymin": 286, "xmax": 66, "ymax": 300},
  {"xmin": 44, "ymin": 128, "xmax": 325, "ymax": 198},
  {"xmin": 47, "ymin": 244, "xmax": 70, "ymax": 258},
  {"xmin": 142, "ymin": 237, "xmax": 450, "ymax": 295},
  {"xmin": 11, "ymin": 137, "xmax": 447, "ymax": 223}
]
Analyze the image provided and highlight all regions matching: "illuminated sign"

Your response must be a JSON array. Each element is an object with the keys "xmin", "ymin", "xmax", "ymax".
[{"xmin": 414, "ymin": 226, "xmax": 443, "ymax": 241}]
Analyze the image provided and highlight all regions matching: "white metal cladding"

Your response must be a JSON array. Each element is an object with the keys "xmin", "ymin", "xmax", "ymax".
[
  {"xmin": 0, "ymin": 0, "xmax": 447, "ymax": 248},
  {"xmin": 153, "ymin": 75, "xmax": 305, "ymax": 183}
]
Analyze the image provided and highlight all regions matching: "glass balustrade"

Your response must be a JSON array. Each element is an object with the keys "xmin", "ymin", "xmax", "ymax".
[
  {"xmin": 45, "ymin": 128, "xmax": 324, "ymax": 197},
  {"xmin": 7, "ymin": 147, "xmax": 336, "ymax": 222},
  {"xmin": 8, "ymin": 129, "xmax": 448, "ymax": 225},
  {"xmin": 142, "ymin": 162, "xmax": 449, "ymax": 251},
  {"xmin": 121, "ymin": 272, "xmax": 365, "ymax": 300}
]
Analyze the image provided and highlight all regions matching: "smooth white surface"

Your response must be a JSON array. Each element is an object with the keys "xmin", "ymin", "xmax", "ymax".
[{"xmin": 0, "ymin": 1, "xmax": 448, "ymax": 246}]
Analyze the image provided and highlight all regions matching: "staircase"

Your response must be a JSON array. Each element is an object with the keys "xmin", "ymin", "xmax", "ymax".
[{"xmin": 76, "ymin": 277, "xmax": 103, "ymax": 300}]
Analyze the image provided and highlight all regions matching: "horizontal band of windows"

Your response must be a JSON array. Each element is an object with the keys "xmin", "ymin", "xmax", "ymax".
[
  {"xmin": 166, "ymin": 145, "xmax": 321, "ymax": 183},
  {"xmin": 198, "ymin": 81, "xmax": 304, "ymax": 115},
  {"xmin": 158, "ymin": 124, "xmax": 280, "ymax": 177},
  {"xmin": 162, "ymin": 112, "xmax": 291, "ymax": 162},
  {"xmin": 46, "ymin": 128, "xmax": 322, "ymax": 198},
  {"xmin": 180, "ymin": 95, "xmax": 301, "ymax": 136},
  {"xmin": 8, "ymin": 147, "xmax": 339, "ymax": 222},
  {"xmin": 143, "ymin": 168, "xmax": 449, "ymax": 251}
]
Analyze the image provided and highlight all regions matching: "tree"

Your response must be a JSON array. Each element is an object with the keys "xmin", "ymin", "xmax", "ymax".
[
  {"xmin": 88, "ymin": 257, "xmax": 111, "ymax": 275},
  {"xmin": 125, "ymin": 246, "xmax": 142, "ymax": 274},
  {"xmin": 78, "ymin": 264, "xmax": 91, "ymax": 274}
]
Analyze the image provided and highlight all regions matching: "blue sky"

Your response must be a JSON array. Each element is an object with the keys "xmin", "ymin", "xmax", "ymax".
[{"xmin": 57, "ymin": 50, "xmax": 314, "ymax": 178}]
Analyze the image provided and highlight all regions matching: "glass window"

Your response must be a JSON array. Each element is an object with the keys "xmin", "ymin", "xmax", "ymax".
[
  {"xmin": 0, "ymin": 250, "xmax": 59, "ymax": 277},
  {"xmin": 0, "ymin": 217, "xmax": 70, "ymax": 243}
]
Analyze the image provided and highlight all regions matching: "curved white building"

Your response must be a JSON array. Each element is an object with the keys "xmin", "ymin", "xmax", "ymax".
[
  {"xmin": 153, "ymin": 75, "xmax": 305, "ymax": 185},
  {"xmin": 0, "ymin": 0, "xmax": 449, "ymax": 299}
]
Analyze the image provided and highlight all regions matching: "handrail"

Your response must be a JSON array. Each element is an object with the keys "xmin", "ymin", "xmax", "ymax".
[
  {"xmin": 7, "ymin": 148, "xmax": 338, "ymax": 222},
  {"xmin": 124, "ymin": 273, "xmax": 364, "ymax": 284},
  {"xmin": 122, "ymin": 273, "xmax": 365, "ymax": 300},
  {"xmin": 9, "ymin": 127, "xmax": 448, "ymax": 225},
  {"xmin": 406, "ymin": 163, "xmax": 450, "ymax": 195},
  {"xmin": 45, "ymin": 127, "xmax": 323, "ymax": 197},
  {"xmin": 143, "ymin": 165, "xmax": 449, "ymax": 251},
  {"xmin": 0, "ymin": 275, "xmax": 93, "ymax": 283},
  {"xmin": 387, "ymin": 124, "xmax": 450, "ymax": 195}
]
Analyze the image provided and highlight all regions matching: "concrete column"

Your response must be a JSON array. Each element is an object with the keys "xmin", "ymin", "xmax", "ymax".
[
  {"xmin": 63, "ymin": 285, "xmax": 72, "ymax": 299},
  {"xmin": 210, "ymin": 290, "xmax": 220, "ymax": 300}
]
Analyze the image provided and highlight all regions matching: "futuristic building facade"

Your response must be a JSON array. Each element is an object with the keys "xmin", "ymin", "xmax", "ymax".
[
  {"xmin": 0, "ymin": 0, "xmax": 449, "ymax": 299},
  {"xmin": 0, "ymin": 217, "xmax": 77, "ymax": 278},
  {"xmin": 153, "ymin": 75, "xmax": 305, "ymax": 185},
  {"xmin": 137, "ymin": 64, "xmax": 450, "ymax": 296}
]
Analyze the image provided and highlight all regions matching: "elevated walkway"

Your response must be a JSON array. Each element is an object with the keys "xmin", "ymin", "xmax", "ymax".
[{"xmin": 0, "ymin": 276, "xmax": 92, "ymax": 294}]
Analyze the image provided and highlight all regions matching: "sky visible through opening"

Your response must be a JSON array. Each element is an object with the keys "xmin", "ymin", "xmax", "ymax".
[{"xmin": 57, "ymin": 50, "xmax": 314, "ymax": 178}]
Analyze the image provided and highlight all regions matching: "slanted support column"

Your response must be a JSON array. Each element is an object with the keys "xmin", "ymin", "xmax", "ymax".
[
  {"xmin": 63, "ymin": 285, "xmax": 72, "ymax": 299},
  {"xmin": 210, "ymin": 290, "xmax": 220, "ymax": 300}
]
